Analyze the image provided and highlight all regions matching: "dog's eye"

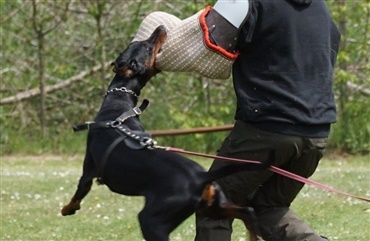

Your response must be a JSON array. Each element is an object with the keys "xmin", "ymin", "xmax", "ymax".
[
  {"xmin": 130, "ymin": 60, "xmax": 137, "ymax": 69},
  {"xmin": 143, "ymin": 43, "xmax": 152, "ymax": 51}
]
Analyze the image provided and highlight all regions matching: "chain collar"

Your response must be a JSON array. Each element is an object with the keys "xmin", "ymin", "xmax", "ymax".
[{"xmin": 105, "ymin": 87, "xmax": 138, "ymax": 98}]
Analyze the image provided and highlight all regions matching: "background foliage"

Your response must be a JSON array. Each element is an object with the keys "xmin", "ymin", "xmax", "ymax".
[{"xmin": 1, "ymin": 0, "xmax": 369, "ymax": 155}]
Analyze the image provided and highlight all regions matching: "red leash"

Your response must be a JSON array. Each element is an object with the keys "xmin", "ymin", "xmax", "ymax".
[{"xmin": 158, "ymin": 146, "xmax": 370, "ymax": 203}]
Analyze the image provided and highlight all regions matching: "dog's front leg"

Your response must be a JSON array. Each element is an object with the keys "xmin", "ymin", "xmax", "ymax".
[
  {"xmin": 61, "ymin": 154, "xmax": 95, "ymax": 216},
  {"xmin": 61, "ymin": 178, "xmax": 92, "ymax": 215}
]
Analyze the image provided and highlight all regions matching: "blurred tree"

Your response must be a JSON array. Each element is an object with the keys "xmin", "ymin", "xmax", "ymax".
[
  {"xmin": 328, "ymin": 0, "xmax": 370, "ymax": 153},
  {"xmin": 30, "ymin": 0, "xmax": 70, "ymax": 135}
]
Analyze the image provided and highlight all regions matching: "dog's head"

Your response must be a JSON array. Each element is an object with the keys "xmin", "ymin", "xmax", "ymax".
[{"xmin": 112, "ymin": 25, "xmax": 167, "ymax": 80}]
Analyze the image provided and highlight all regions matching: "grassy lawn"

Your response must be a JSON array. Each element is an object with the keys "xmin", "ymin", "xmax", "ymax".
[{"xmin": 1, "ymin": 154, "xmax": 369, "ymax": 241}]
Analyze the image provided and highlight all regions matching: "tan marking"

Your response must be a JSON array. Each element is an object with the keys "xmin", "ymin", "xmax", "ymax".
[
  {"xmin": 201, "ymin": 184, "xmax": 216, "ymax": 206},
  {"xmin": 122, "ymin": 67, "xmax": 133, "ymax": 78}
]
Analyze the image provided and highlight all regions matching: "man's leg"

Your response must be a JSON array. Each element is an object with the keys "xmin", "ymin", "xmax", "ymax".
[
  {"xmin": 195, "ymin": 121, "xmax": 300, "ymax": 241},
  {"xmin": 195, "ymin": 121, "xmax": 328, "ymax": 241},
  {"xmin": 254, "ymin": 207, "xmax": 328, "ymax": 241},
  {"xmin": 250, "ymin": 137, "xmax": 328, "ymax": 241},
  {"xmin": 194, "ymin": 217, "xmax": 234, "ymax": 241}
]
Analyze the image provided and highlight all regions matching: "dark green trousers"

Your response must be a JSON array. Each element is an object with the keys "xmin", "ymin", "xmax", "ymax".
[{"xmin": 195, "ymin": 121, "xmax": 328, "ymax": 241}]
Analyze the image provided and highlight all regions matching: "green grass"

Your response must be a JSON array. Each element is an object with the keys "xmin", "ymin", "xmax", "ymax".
[{"xmin": 1, "ymin": 154, "xmax": 369, "ymax": 241}]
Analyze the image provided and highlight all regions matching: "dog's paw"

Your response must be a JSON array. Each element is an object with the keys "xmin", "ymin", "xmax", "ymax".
[{"xmin": 61, "ymin": 203, "xmax": 80, "ymax": 216}]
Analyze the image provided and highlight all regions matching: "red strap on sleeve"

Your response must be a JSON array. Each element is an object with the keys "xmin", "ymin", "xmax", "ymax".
[{"xmin": 199, "ymin": 6, "xmax": 239, "ymax": 60}]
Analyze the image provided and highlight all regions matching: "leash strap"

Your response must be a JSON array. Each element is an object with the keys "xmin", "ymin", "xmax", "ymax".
[
  {"xmin": 161, "ymin": 146, "xmax": 370, "ymax": 203},
  {"xmin": 72, "ymin": 99, "xmax": 150, "ymax": 132},
  {"xmin": 269, "ymin": 165, "xmax": 370, "ymax": 202}
]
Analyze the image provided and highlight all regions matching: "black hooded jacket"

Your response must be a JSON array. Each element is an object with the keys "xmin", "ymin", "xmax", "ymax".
[{"xmin": 233, "ymin": 0, "xmax": 341, "ymax": 137}]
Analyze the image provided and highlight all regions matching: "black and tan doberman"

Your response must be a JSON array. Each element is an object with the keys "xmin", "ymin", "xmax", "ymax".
[{"xmin": 61, "ymin": 26, "xmax": 269, "ymax": 241}]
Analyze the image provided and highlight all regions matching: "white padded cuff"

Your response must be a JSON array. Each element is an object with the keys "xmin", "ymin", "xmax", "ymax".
[{"xmin": 213, "ymin": 0, "xmax": 250, "ymax": 28}]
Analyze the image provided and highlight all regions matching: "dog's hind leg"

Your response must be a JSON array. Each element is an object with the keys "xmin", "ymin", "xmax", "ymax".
[
  {"xmin": 138, "ymin": 195, "xmax": 194, "ymax": 241},
  {"xmin": 61, "ymin": 153, "xmax": 95, "ymax": 216},
  {"xmin": 138, "ymin": 209, "xmax": 171, "ymax": 241}
]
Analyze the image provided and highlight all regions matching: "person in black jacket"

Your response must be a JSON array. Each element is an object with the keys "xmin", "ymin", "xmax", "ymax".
[
  {"xmin": 130, "ymin": 0, "xmax": 340, "ymax": 240},
  {"xmin": 194, "ymin": 0, "xmax": 341, "ymax": 240}
]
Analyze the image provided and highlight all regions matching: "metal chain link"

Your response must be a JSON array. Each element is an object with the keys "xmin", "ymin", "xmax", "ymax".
[
  {"xmin": 139, "ymin": 137, "xmax": 158, "ymax": 150},
  {"xmin": 105, "ymin": 87, "xmax": 138, "ymax": 98},
  {"xmin": 117, "ymin": 125, "xmax": 158, "ymax": 150}
]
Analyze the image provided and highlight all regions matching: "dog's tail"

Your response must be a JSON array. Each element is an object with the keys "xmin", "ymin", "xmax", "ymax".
[{"xmin": 200, "ymin": 151, "xmax": 273, "ymax": 184}]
